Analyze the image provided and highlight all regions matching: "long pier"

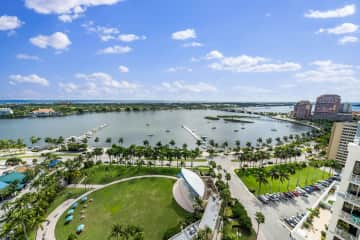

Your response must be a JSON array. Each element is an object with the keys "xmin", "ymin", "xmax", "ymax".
[{"xmin": 182, "ymin": 125, "xmax": 202, "ymax": 142}]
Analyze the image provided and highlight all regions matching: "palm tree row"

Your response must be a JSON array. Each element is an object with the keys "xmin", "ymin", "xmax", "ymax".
[{"xmin": 93, "ymin": 142, "xmax": 202, "ymax": 168}]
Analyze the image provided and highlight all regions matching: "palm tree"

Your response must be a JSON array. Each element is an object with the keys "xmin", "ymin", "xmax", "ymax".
[
  {"xmin": 109, "ymin": 223, "xmax": 124, "ymax": 240},
  {"xmin": 255, "ymin": 212, "xmax": 265, "ymax": 240},
  {"xmin": 278, "ymin": 168, "xmax": 289, "ymax": 192},
  {"xmin": 268, "ymin": 168, "xmax": 279, "ymax": 193},
  {"xmin": 254, "ymin": 168, "xmax": 268, "ymax": 194},
  {"xmin": 67, "ymin": 233, "xmax": 78, "ymax": 240},
  {"xmin": 118, "ymin": 137, "xmax": 124, "ymax": 145}
]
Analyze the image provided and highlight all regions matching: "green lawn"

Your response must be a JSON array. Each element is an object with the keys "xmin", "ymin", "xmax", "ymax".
[
  {"xmin": 236, "ymin": 166, "xmax": 331, "ymax": 195},
  {"xmin": 55, "ymin": 178, "xmax": 189, "ymax": 240},
  {"xmin": 82, "ymin": 165, "xmax": 180, "ymax": 184}
]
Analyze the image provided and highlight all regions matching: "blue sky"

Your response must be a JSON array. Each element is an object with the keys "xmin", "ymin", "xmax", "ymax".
[{"xmin": 0, "ymin": 0, "xmax": 359, "ymax": 101}]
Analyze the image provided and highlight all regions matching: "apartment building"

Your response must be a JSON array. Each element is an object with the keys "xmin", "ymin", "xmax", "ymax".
[
  {"xmin": 327, "ymin": 131, "xmax": 360, "ymax": 240},
  {"xmin": 328, "ymin": 122, "xmax": 359, "ymax": 166}
]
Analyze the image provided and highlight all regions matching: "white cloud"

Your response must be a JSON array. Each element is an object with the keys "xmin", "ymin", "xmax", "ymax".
[
  {"xmin": 171, "ymin": 29, "xmax": 196, "ymax": 40},
  {"xmin": 295, "ymin": 60, "xmax": 358, "ymax": 83},
  {"xmin": 82, "ymin": 21, "xmax": 120, "ymax": 41},
  {"xmin": 318, "ymin": 23, "xmax": 358, "ymax": 35},
  {"xmin": 167, "ymin": 67, "xmax": 192, "ymax": 72},
  {"xmin": 0, "ymin": 15, "xmax": 23, "ymax": 31},
  {"xmin": 206, "ymin": 50, "xmax": 224, "ymax": 60},
  {"xmin": 161, "ymin": 81, "xmax": 216, "ymax": 93},
  {"xmin": 207, "ymin": 53, "xmax": 301, "ymax": 72},
  {"xmin": 118, "ymin": 65, "xmax": 129, "ymax": 73},
  {"xmin": 118, "ymin": 34, "xmax": 146, "ymax": 42},
  {"xmin": 25, "ymin": 0, "xmax": 123, "ymax": 22},
  {"xmin": 76, "ymin": 72, "xmax": 138, "ymax": 89},
  {"xmin": 97, "ymin": 45, "xmax": 132, "ymax": 55},
  {"xmin": 30, "ymin": 32, "xmax": 71, "ymax": 50},
  {"xmin": 16, "ymin": 53, "xmax": 40, "ymax": 61},
  {"xmin": 9, "ymin": 74, "xmax": 49, "ymax": 86},
  {"xmin": 182, "ymin": 42, "xmax": 203, "ymax": 48},
  {"xmin": 305, "ymin": 4, "xmax": 356, "ymax": 19},
  {"xmin": 338, "ymin": 36, "xmax": 358, "ymax": 45}
]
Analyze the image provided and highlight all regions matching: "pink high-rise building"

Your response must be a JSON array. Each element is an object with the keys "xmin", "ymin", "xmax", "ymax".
[{"xmin": 293, "ymin": 100, "xmax": 312, "ymax": 119}]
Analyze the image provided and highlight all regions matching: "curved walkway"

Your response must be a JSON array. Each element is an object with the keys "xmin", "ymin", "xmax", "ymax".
[{"xmin": 36, "ymin": 175, "xmax": 178, "ymax": 240}]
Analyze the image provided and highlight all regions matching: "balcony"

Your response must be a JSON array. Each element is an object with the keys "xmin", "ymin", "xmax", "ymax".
[
  {"xmin": 335, "ymin": 227, "xmax": 358, "ymax": 240},
  {"xmin": 339, "ymin": 211, "xmax": 360, "ymax": 228},
  {"xmin": 350, "ymin": 174, "xmax": 360, "ymax": 185},
  {"xmin": 344, "ymin": 193, "xmax": 360, "ymax": 207}
]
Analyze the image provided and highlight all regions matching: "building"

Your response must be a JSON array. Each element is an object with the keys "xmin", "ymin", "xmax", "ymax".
[
  {"xmin": 327, "ymin": 122, "xmax": 359, "ymax": 165},
  {"xmin": 340, "ymin": 103, "xmax": 353, "ymax": 113},
  {"xmin": 170, "ymin": 168, "xmax": 221, "ymax": 240},
  {"xmin": 173, "ymin": 168, "xmax": 206, "ymax": 213},
  {"xmin": 293, "ymin": 101, "xmax": 312, "ymax": 119},
  {"xmin": 313, "ymin": 95, "xmax": 352, "ymax": 121},
  {"xmin": 326, "ymin": 131, "xmax": 360, "ymax": 240},
  {"xmin": 31, "ymin": 108, "xmax": 56, "ymax": 117},
  {"xmin": 0, "ymin": 108, "xmax": 13, "ymax": 116}
]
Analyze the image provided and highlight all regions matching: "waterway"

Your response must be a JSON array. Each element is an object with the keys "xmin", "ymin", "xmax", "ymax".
[{"xmin": 0, "ymin": 110, "xmax": 312, "ymax": 148}]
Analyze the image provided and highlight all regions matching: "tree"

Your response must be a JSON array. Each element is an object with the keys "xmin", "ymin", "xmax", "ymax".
[
  {"xmin": 255, "ymin": 211, "xmax": 265, "ymax": 240},
  {"xmin": 67, "ymin": 233, "xmax": 78, "ymax": 240},
  {"xmin": 194, "ymin": 228, "xmax": 211, "ymax": 240},
  {"xmin": 254, "ymin": 168, "xmax": 268, "ymax": 194},
  {"xmin": 225, "ymin": 172, "xmax": 231, "ymax": 185}
]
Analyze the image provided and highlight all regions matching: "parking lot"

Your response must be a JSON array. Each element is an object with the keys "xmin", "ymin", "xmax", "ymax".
[{"xmin": 257, "ymin": 177, "xmax": 338, "ymax": 230}]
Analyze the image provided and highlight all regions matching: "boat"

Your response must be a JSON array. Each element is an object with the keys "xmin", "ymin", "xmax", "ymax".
[
  {"xmin": 241, "ymin": 127, "xmax": 245, "ymax": 130},
  {"xmin": 201, "ymin": 136, "xmax": 208, "ymax": 140},
  {"xmin": 147, "ymin": 134, "xmax": 154, "ymax": 137},
  {"xmin": 165, "ymin": 130, "xmax": 170, "ymax": 133},
  {"xmin": 146, "ymin": 123, "xmax": 150, "ymax": 126},
  {"xmin": 212, "ymin": 127, "xmax": 216, "ymax": 130},
  {"xmin": 271, "ymin": 128, "xmax": 277, "ymax": 132},
  {"xmin": 234, "ymin": 130, "xmax": 239, "ymax": 132}
]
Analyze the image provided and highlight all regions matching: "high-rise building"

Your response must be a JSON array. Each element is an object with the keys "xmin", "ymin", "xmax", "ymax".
[
  {"xmin": 328, "ymin": 122, "xmax": 359, "ymax": 165},
  {"xmin": 326, "ymin": 130, "xmax": 360, "ymax": 240},
  {"xmin": 313, "ymin": 94, "xmax": 341, "ymax": 120},
  {"xmin": 293, "ymin": 101, "xmax": 312, "ymax": 119},
  {"xmin": 312, "ymin": 95, "xmax": 352, "ymax": 121},
  {"xmin": 340, "ymin": 103, "xmax": 353, "ymax": 113}
]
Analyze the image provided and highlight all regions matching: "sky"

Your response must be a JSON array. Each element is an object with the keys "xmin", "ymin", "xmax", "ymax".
[{"xmin": 0, "ymin": 0, "xmax": 359, "ymax": 102}]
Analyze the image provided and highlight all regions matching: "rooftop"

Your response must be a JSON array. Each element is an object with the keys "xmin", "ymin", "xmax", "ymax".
[
  {"xmin": 181, "ymin": 168, "xmax": 205, "ymax": 198},
  {"xmin": 32, "ymin": 108, "xmax": 55, "ymax": 113}
]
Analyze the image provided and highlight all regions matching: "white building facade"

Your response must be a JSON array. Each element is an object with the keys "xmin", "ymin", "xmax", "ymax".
[
  {"xmin": 0, "ymin": 108, "xmax": 13, "ymax": 116},
  {"xmin": 327, "ymin": 130, "xmax": 360, "ymax": 240}
]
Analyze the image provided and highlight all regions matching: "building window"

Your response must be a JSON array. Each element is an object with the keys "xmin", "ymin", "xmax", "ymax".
[{"xmin": 353, "ymin": 161, "xmax": 360, "ymax": 176}]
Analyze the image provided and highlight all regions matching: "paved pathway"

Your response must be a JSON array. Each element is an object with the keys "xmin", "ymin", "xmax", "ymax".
[
  {"xmin": 36, "ymin": 175, "xmax": 177, "ymax": 240},
  {"xmin": 213, "ymin": 155, "xmax": 291, "ymax": 240}
]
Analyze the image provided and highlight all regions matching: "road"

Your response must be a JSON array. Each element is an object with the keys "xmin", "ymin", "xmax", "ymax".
[{"xmin": 213, "ymin": 155, "xmax": 291, "ymax": 240}]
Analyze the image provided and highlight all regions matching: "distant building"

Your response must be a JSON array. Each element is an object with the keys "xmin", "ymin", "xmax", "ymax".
[
  {"xmin": 312, "ymin": 95, "xmax": 352, "ymax": 121},
  {"xmin": 326, "ymin": 131, "xmax": 360, "ymax": 240},
  {"xmin": 313, "ymin": 94, "xmax": 341, "ymax": 120},
  {"xmin": 293, "ymin": 101, "xmax": 312, "ymax": 119},
  {"xmin": 327, "ymin": 122, "xmax": 359, "ymax": 165},
  {"xmin": 340, "ymin": 103, "xmax": 352, "ymax": 113},
  {"xmin": 31, "ymin": 108, "xmax": 56, "ymax": 117},
  {"xmin": 0, "ymin": 108, "xmax": 13, "ymax": 116}
]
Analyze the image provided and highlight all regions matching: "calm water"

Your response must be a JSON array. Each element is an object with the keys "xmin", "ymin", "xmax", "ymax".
[{"xmin": 0, "ymin": 110, "xmax": 312, "ymax": 148}]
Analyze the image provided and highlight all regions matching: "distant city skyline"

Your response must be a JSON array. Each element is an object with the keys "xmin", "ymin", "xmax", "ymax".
[{"xmin": 0, "ymin": 1, "xmax": 359, "ymax": 101}]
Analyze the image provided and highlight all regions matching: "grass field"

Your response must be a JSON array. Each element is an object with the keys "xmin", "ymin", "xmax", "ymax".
[
  {"xmin": 55, "ymin": 178, "xmax": 189, "ymax": 240},
  {"xmin": 237, "ymin": 166, "xmax": 331, "ymax": 195},
  {"xmin": 82, "ymin": 165, "xmax": 180, "ymax": 184}
]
